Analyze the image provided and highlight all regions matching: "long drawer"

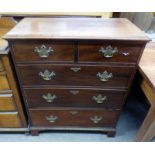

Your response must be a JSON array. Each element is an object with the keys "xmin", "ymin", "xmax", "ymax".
[
  {"xmin": 24, "ymin": 88, "xmax": 126, "ymax": 109},
  {"xmin": 17, "ymin": 64, "xmax": 134, "ymax": 88},
  {"xmin": 29, "ymin": 109, "xmax": 120, "ymax": 128},
  {"xmin": 12, "ymin": 40, "xmax": 74, "ymax": 62},
  {"xmin": 0, "ymin": 94, "xmax": 16, "ymax": 111},
  {"xmin": 0, "ymin": 112, "xmax": 21, "ymax": 128},
  {"xmin": 79, "ymin": 41, "xmax": 142, "ymax": 63}
]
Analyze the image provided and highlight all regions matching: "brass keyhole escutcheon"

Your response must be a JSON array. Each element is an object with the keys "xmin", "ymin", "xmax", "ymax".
[{"xmin": 70, "ymin": 67, "xmax": 81, "ymax": 73}]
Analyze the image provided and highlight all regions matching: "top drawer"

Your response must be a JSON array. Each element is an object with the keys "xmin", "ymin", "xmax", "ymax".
[
  {"xmin": 79, "ymin": 41, "xmax": 143, "ymax": 64},
  {"xmin": 11, "ymin": 40, "xmax": 74, "ymax": 63}
]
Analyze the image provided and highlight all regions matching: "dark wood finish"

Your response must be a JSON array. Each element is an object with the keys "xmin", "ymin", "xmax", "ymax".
[
  {"xmin": 79, "ymin": 41, "xmax": 143, "ymax": 64},
  {"xmin": 5, "ymin": 18, "xmax": 148, "ymax": 137},
  {"xmin": 29, "ymin": 109, "xmax": 120, "ymax": 127},
  {"xmin": 11, "ymin": 40, "xmax": 74, "ymax": 63},
  {"xmin": 24, "ymin": 88, "xmax": 126, "ymax": 109},
  {"xmin": 18, "ymin": 64, "xmax": 134, "ymax": 88},
  {"xmin": 4, "ymin": 18, "xmax": 148, "ymax": 41}
]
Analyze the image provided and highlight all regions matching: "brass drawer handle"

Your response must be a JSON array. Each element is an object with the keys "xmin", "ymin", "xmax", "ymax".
[
  {"xmin": 96, "ymin": 71, "xmax": 113, "ymax": 82},
  {"xmin": 92, "ymin": 94, "xmax": 107, "ymax": 104},
  {"xmin": 39, "ymin": 69, "xmax": 56, "ymax": 80},
  {"xmin": 46, "ymin": 115, "xmax": 58, "ymax": 123},
  {"xmin": 69, "ymin": 90, "xmax": 79, "ymax": 95},
  {"xmin": 69, "ymin": 111, "xmax": 79, "ymax": 115},
  {"xmin": 42, "ymin": 93, "xmax": 57, "ymax": 103},
  {"xmin": 90, "ymin": 115, "xmax": 103, "ymax": 124},
  {"xmin": 70, "ymin": 67, "xmax": 81, "ymax": 72},
  {"xmin": 34, "ymin": 45, "xmax": 54, "ymax": 58},
  {"xmin": 99, "ymin": 45, "xmax": 118, "ymax": 58}
]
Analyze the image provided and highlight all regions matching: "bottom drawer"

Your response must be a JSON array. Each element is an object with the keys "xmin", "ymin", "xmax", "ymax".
[
  {"xmin": 29, "ymin": 109, "xmax": 120, "ymax": 128},
  {"xmin": 0, "ymin": 112, "xmax": 21, "ymax": 128}
]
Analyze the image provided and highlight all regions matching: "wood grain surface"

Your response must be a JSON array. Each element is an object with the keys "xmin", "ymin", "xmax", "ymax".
[
  {"xmin": 12, "ymin": 40, "xmax": 74, "ymax": 62},
  {"xmin": 17, "ymin": 64, "xmax": 134, "ymax": 88},
  {"xmin": 29, "ymin": 109, "xmax": 120, "ymax": 128},
  {"xmin": 0, "ymin": 112, "xmax": 21, "ymax": 127},
  {"xmin": 4, "ymin": 18, "xmax": 149, "ymax": 40},
  {"xmin": 24, "ymin": 87, "xmax": 126, "ymax": 109}
]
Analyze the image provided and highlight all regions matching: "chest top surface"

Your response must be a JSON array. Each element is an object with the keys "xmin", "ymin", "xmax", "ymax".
[{"xmin": 4, "ymin": 18, "xmax": 148, "ymax": 41}]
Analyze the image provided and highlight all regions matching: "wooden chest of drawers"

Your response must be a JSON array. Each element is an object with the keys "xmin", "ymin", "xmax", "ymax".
[
  {"xmin": 4, "ymin": 18, "xmax": 149, "ymax": 137},
  {"xmin": 0, "ymin": 39, "xmax": 27, "ymax": 130}
]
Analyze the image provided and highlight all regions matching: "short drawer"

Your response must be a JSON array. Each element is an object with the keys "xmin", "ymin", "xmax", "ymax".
[
  {"xmin": 0, "ymin": 73, "xmax": 10, "ymax": 90},
  {"xmin": 18, "ymin": 64, "xmax": 134, "ymax": 88},
  {"xmin": 79, "ymin": 42, "xmax": 142, "ymax": 63},
  {"xmin": 24, "ymin": 88, "xmax": 126, "ymax": 109},
  {"xmin": 12, "ymin": 40, "xmax": 74, "ymax": 62},
  {"xmin": 29, "ymin": 109, "xmax": 120, "ymax": 128},
  {"xmin": 0, "ymin": 94, "xmax": 16, "ymax": 111},
  {"xmin": 0, "ymin": 112, "xmax": 21, "ymax": 127}
]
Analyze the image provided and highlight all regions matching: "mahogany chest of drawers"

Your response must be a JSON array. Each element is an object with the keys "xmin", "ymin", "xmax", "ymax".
[{"xmin": 4, "ymin": 18, "xmax": 149, "ymax": 136}]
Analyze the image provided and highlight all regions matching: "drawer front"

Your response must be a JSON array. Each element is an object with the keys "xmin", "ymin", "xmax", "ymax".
[
  {"xmin": 29, "ymin": 109, "xmax": 120, "ymax": 127},
  {"xmin": 0, "ymin": 74, "xmax": 10, "ymax": 90},
  {"xmin": 0, "ymin": 94, "xmax": 16, "ymax": 111},
  {"xmin": 0, "ymin": 112, "xmax": 21, "ymax": 127},
  {"xmin": 18, "ymin": 64, "xmax": 134, "ymax": 88},
  {"xmin": 79, "ymin": 42, "xmax": 142, "ymax": 63},
  {"xmin": 12, "ymin": 40, "xmax": 74, "ymax": 62},
  {"xmin": 24, "ymin": 88, "xmax": 126, "ymax": 109}
]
